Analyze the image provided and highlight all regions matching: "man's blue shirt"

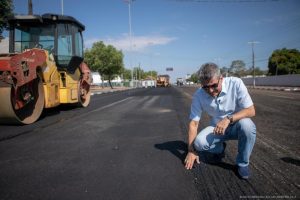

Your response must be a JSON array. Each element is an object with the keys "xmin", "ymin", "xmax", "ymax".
[{"xmin": 189, "ymin": 77, "xmax": 253, "ymax": 126}]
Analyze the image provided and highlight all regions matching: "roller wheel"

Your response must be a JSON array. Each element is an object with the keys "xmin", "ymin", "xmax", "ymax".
[
  {"xmin": 0, "ymin": 74, "xmax": 45, "ymax": 125},
  {"xmin": 77, "ymin": 79, "xmax": 91, "ymax": 107}
]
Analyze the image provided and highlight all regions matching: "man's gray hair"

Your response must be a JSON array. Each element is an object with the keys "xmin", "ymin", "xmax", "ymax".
[{"xmin": 197, "ymin": 62, "xmax": 221, "ymax": 84}]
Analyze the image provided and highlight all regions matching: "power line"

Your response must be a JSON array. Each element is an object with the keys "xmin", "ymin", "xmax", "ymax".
[{"xmin": 245, "ymin": 58, "xmax": 268, "ymax": 65}]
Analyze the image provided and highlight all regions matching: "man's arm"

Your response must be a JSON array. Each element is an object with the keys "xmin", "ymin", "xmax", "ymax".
[
  {"xmin": 214, "ymin": 105, "xmax": 255, "ymax": 135},
  {"xmin": 187, "ymin": 120, "xmax": 199, "ymax": 151},
  {"xmin": 231, "ymin": 105, "xmax": 255, "ymax": 122},
  {"xmin": 184, "ymin": 120, "xmax": 200, "ymax": 170}
]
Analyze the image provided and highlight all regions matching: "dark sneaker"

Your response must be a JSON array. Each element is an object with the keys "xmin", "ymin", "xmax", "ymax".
[{"xmin": 238, "ymin": 165, "xmax": 250, "ymax": 179}]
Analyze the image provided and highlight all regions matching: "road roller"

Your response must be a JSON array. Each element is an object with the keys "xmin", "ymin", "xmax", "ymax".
[{"xmin": 0, "ymin": 13, "xmax": 91, "ymax": 124}]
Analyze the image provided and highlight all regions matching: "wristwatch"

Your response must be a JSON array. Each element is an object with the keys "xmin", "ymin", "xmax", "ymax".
[{"xmin": 226, "ymin": 115, "xmax": 234, "ymax": 124}]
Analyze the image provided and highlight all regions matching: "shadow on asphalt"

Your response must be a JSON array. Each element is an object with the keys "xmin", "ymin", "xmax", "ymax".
[
  {"xmin": 154, "ymin": 140, "xmax": 187, "ymax": 164},
  {"xmin": 204, "ymin": 160, "xmax": 241, "ymax": 179},
  {"xmin": 281, "ymin": 157, "xmax": 300, "ymax": 167},
  {"xmin": 154, "ymin": 140, "xmax": 238, "ymax": 176},
  {"xmin": 197, "ymin": 151, "xmax": 238, "ymax": 176}
]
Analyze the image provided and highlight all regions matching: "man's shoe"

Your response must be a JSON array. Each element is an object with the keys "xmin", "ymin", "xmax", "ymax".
[{"xmin": 238, "ymin": 165, "xmax": 250, "ymax": 179}]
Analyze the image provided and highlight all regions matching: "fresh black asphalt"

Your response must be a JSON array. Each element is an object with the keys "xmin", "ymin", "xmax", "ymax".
[{"xmin": 0, "ymin": 87, "xmax": 299, "ymax": 199}]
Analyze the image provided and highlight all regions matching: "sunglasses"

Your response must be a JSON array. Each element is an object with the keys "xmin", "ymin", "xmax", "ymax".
[{"xmin": 202, "ymin": 78, "xmax": 220, "ymax": 90}]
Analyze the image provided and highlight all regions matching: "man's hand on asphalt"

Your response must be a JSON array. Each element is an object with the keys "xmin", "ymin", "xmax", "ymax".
[
  {"xmin": 213, "ymin": 118, "xmax": 230, "ymax": 135},
  {"xmin": 184, "ymin": 151, "xmax": 200, "ymax": 170}
]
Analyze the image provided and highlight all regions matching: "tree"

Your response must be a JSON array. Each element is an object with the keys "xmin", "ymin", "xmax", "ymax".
[
  {"xmin": 268, "ymin": 48, "xmax": 300, "ymax": 75},
  {"xmin": 142, "ymin": 70, "xmax": 157, "ymax": 80},
  {"xmin": 122, "ymin": 68, "xmax": 132, "ymax": 80},
  {"xmin": 229, "ymin": 60, "xmax": 246, "ymax": 77},
  {"xmin": 245, "ymin": 67, "xmax": 266, "ymax": 76},
  {"xmin": 0, "ymin": 0, "xmax": 13, "ymax": 41},
  {"xmin": 187, "ymin": 73, "xmax": 199, "ymax": 83},
  {"xmin": 84, "ymin": 41, "xmax": 124, "ymax": 89},
  {"xmin": 220, "ymin": 66, "xmax": 229, "ymax": 77},
  {"xmin": 133, "ymin": 66, "xmax": 143, "ymax": 80}
]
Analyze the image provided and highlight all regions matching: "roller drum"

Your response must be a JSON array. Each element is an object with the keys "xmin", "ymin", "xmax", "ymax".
[
  {"xmin": 0, "ymin": 76, "xmax": 44, "ymax": 125},
  {"xmin": 77, "ymin": 79, "xmax": 91, "ymax": 108}
]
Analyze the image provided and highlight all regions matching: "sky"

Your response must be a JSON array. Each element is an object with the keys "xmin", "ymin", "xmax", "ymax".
[{"xmin": 4, "ymin": 0, "xmax": 300, "ymax": 81}]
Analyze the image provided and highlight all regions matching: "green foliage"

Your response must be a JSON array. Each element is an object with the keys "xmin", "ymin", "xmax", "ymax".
[
  {"xmin": 122, "ymin": 68, "xmax": 132, "ymax": 80},
  {"xmin": 132, "ymin": 67, "xmax": 143, "ymax": 80},
  {"xmin": 268, "ymin": 48, "xmax": 300, "ymax": 75},
  {"xmin": 121, "ymin": 68, "xmax": 157, "ymax": 80},
  {"xmin": 0, "ymin": 0, "xmax": 13, "ymax": 40},
  {"xmin": 84, "ymin": 41, "xmax": 124, "ymax": 88},
  {"xmin": 229, "ymin": 60, "xmax": 246, "ymax": 77},
  {"xmin": 143, "ymin": 70, "xmax": 157, "ymax": 79},
  {"xmin": 187, "ymin": 73, "xmax": 199, "ymax": 83},
  {"xmin": 220, "ymin": 67, "xmax": 229, "ymax": 76},
  {"xmin": 131, "ymin": 67, "xmax": 158, "ymax": 80},
  {"xmin": 245, "ymin": 67, "xmax": 267, "ymax": 76},
  {"xmin": 219, "ymin": 62, "xmax": 266, "ymax": 78}
]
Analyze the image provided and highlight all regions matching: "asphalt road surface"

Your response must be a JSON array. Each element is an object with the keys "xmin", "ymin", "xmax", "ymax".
[{"xmin": 0, "ymin": 87, "xmax": 299, "ymax": 200}]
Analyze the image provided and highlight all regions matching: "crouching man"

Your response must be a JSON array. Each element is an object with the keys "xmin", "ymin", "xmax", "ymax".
[{"xmin": 184, "ymin": 62, "xmax": 256, "ymax": 179}]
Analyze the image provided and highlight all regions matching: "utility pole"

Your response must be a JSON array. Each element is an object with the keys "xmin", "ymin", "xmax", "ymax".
[
  {"xmin": 275, "ymin": 59, "xmax": 279, "ymax": 76},
  {"xmin": 248, "ymin": 41, "xmax": 259, "ymax": 88},
  {"xmin": 28, "ymin": 0, "xmax": 33, "ymax": 15},
  {"xmin": 61, "ymin": 0, "xmax": 64, "ymax": 15}
]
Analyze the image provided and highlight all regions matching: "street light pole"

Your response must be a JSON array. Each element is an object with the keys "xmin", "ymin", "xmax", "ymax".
[
  {"xmin": 248, "ymin": 41, "xmax": 259, "ymax": 88},
  {"xmin": 127, "ymin": 0, "xmax": 134, "ymax": 87},
  {"xmin": 147, "ymin": 42, "xmax": 154, "ymax": 81}
]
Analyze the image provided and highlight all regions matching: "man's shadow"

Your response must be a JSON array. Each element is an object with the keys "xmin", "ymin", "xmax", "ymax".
[
  {"xmin": 154, "ymin": 140, "xmax": 236, "ymax": 173},
  {"xmin": 154, "ymin": 140, "xmax": 188, "ymax": 164}
]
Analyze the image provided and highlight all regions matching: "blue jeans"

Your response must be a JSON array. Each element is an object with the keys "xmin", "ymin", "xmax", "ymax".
[{"xmin": 193, "ymin": 118, "xmax": 256, "ymax": 167}]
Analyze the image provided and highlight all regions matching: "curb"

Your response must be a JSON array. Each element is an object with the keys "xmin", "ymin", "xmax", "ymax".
[
  {"xmin": 247, "ymin": 86, "xmax": 300, "ymax": 92},
  {"xmin": 90, "ymin": 87, "xmax": 132, "ymax": 95}
]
